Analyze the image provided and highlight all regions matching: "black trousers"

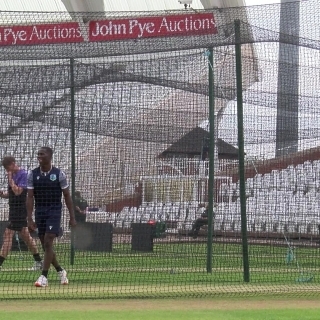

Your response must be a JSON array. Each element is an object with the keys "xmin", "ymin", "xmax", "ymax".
[{"xmin": 191, "ymin": 218, "xmax": 208, "ymax": 235}]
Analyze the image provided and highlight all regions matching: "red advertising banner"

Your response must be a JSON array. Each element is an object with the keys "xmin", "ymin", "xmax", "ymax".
[
  {"xmin": 0, "ymin": 22, "xmax": 83, "ymax": 46},
  {"xmin": 0, "ymin": 13, "xmax": 217, "ymax": 46},
  {"xmin": 89, "ymin": 13, "xmax": 217, "ymax": 42}
]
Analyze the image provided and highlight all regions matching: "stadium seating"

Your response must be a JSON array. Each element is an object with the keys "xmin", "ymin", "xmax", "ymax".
[{"xmin": 85, "ymin": 159, "xmax": 320, "ymax": 241}]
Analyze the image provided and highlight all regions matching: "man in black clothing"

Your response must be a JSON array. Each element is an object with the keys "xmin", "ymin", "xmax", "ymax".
[
  {"xmin": 74, "ymin": 191, "xmax": 88, "ymax": 224},
  {"xmin": 27, "ymin": 147, "xmax": 76, "ymax": 287},
  {"xmin": 0, "ymin": 156, "xmax": 43, "ymax": 270},
  {"xmin": 190, "ymin": 205, "xmax": 209, "ymax": 239}
]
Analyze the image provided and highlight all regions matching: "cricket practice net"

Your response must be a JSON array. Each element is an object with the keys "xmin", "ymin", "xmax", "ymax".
[{"xmin": 0, "ymin": 0, "xmax": 320, "ymax": 299}]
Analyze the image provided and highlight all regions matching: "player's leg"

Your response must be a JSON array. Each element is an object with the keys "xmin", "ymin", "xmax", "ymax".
[
  {"xmin": 19, "ymin": 227, "xmax": 43, "ymax": 270},
  {"xmin": 42, "ymin": 232, "xmax": 56, "ymax": 272},
  {"xmin": 0, "ymin": 225, "xmax": 15, "ymax": 268},
  {"xmin": 39, "ymin": 235, "xmax": 62, "ymax": 272},
  {"xmin": 39, "ymin": 232, "xmax": 67, "ymax": 280},
  {"xmin": 35, "ymin": 212, "xmax": 68, "ymax": 286},
  {"xmin": 34, "ymin": 215, "xmax": 48, "ymax": 286},
  {"xmin": 41, "ymin": 231, "xmax": 68, "ymax": 284},
  {"xmin": 47, "ymin": 209, "xmax": 68, "ymax": 284},
  {"xmin": 34, "ymin": 232, "xmax": 54, "ymax": 287},
  {"xmin": 19, "ymin": 226, "xmax": 40, "ymax": 255}
]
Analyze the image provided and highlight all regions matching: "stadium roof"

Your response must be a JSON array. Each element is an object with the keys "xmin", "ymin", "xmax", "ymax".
[
  {"xmin": 0, "ymin": 0, "xmax": 66, "ymax": 12},
  {"xmin": 0, "ymin": 0, "xmax": 247, "ymax": 13},
  {"xmin": 61, "ymin": 0, "xmax": 247, "ymax": 12}
]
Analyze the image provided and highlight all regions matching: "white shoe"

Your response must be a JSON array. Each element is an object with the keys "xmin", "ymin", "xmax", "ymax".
[
  {"xmin": 34, "ymin": 275, "xmax": 48, "ymax": 287},
  {"xmin": 28, "ymin": 261, "xmax": 43, "ymax": 271},
  {"xmin": 58, "ymin": 269, "xmax": 69, "ymax": 285}
]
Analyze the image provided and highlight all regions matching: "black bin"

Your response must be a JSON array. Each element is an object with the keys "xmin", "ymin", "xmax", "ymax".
[
  {"xmin": 131, "ymin": 223, "xmax": 155, "ymax": 252},
  {"xmin": 74, "ymin": 222, "xmax": 113, "ymax": 252}
]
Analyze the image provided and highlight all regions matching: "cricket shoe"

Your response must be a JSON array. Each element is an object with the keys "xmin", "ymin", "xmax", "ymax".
[
  {"xmin": 34, "ymin": 275, "xmax": 48, "ymax": 287},
  {"xmin": 58, "ymin": 269, "xmax": 69, "ymax": 285},
  {"xmin": 28, "ymin": 261, "xmax": 43, "ymax": 271}
]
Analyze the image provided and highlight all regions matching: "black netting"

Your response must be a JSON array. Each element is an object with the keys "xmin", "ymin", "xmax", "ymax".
[{"xmin": 0, "ymin": 0, "xmax": 320, "ymax": 300}]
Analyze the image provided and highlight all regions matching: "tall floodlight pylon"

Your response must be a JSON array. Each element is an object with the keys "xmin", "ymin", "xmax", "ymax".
[{"xmin": 275, "ymin": 0, "xmax": 300, "ymax": 157}]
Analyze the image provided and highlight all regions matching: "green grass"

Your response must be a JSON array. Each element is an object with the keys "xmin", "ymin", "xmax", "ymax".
[
  {"xmin": 1, "ymin": 241, "xmax": 320, "ymax": 299},
  {"xmin": 2, "ymin": 309, "xmax": 320, "ymax": 320},
  {"xmin": 1, "ymin": 298, "xmax": 320, "ymax": 320}
]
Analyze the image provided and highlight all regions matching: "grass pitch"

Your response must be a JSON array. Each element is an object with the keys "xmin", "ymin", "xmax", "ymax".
[
  {"xmin": 0, "ymin": 241, "xmax": 319, "ymax": 299},
  {"xmin": 1, "ymin": 298, "xmax": 320, "ymax": 320}
]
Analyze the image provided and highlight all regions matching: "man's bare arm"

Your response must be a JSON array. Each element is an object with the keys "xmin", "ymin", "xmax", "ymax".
[
  {"xmin": 8, "ymin": 172, "xmax": 23, "ymax": 196},
  {"xmin": 26, "ymin": 189, "xmax": 34, "ymax": 221},
  {"xmin": 63, "ymin": 188, "xmax": 76, "ymax": 226}
]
